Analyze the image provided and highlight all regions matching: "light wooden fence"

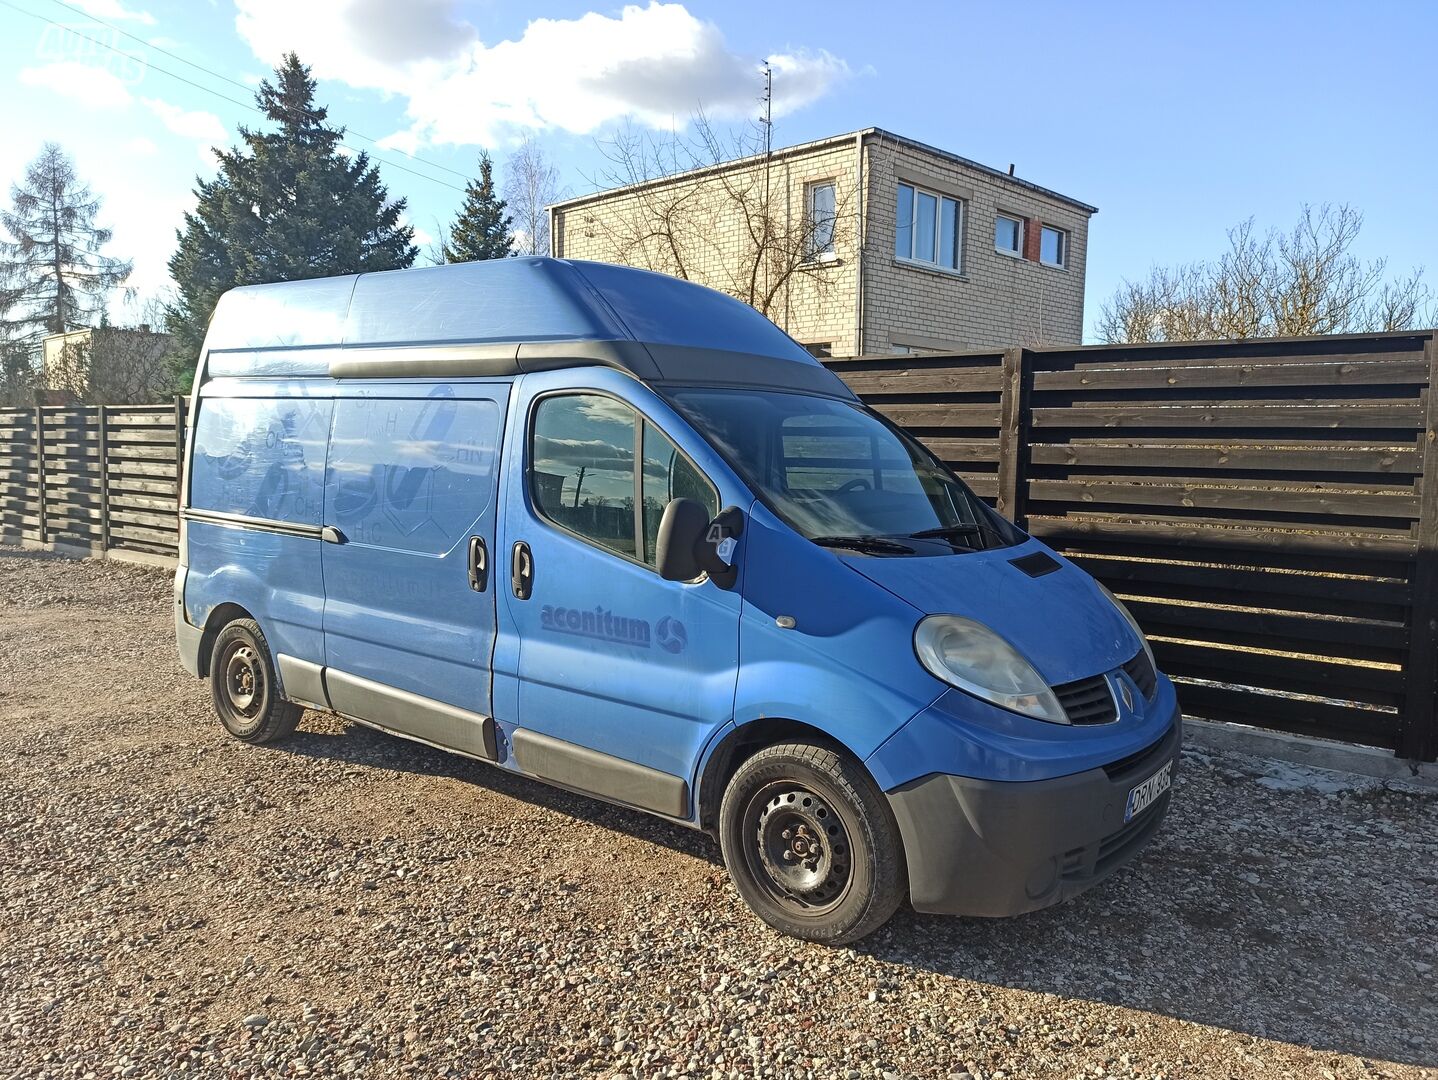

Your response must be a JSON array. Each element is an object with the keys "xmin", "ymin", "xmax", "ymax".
[{"xmin": 0, "ymin": 400, "xmax": 188, "ymax": 567}]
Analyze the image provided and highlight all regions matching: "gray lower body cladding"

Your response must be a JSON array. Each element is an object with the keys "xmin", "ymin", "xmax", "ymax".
[{"xmin": 888, "ymin": 710, "xmax": 1182, "ymax": 917}]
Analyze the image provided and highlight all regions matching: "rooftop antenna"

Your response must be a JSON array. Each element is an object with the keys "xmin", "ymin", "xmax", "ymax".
[
  {"xmin": 760, "ymin": 60, "xmax": 773, "ymax": 159},
  {"xmin": 760, "ymin": 60, "xmax": 774, "ymax": 300}
]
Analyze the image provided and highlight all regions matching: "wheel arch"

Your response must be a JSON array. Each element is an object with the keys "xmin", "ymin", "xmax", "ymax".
[
  {"xmin": 197, "ymin": 602, "xmax": 257, "ymax": 678},
  {"xmin": 696, "ymin": 717, "xmax": 868, "ymax": 837}
]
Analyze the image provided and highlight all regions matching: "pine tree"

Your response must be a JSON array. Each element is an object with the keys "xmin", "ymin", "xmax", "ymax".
[
  {"xmin": 167, "ymin": 53, "xmax": 417, "ymax": 378},
  {"xmin": 443, "ymin": 153, "xmax": 513, "ymax": 263},
  {"xmin": 0, "ymin": 143, "xmax": 132, "ymax": 350}
]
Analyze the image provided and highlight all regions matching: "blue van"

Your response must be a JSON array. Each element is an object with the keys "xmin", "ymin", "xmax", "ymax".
[{"xmin": 175, "ymin": 257, "xmax": 1180, "ymax": 943}]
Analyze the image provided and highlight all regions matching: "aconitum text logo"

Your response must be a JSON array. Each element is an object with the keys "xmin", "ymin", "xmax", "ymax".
[{"xmin": 539, "ymin": 605, "xmax": 687, "ymax": 653}]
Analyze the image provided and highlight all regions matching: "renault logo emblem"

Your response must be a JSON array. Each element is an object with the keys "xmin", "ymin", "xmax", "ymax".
[{"xmin": 1117, "ymin": 677, "xmax": 1135, "ymax": 712}]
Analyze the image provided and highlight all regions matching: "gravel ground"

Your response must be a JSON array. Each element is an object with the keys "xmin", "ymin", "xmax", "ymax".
[{"xmin": 0, "ymin": 547, "xmax": 1435, "ymax": 1080}]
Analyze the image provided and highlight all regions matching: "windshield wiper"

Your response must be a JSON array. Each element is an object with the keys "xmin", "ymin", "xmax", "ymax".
[
  {"xmin": 812, "ymin": 534, "xmax": 916, "ymax": 555},
  {"xmin": 908, "ymin": 523, "xmax": 988, "ymax": 549}
]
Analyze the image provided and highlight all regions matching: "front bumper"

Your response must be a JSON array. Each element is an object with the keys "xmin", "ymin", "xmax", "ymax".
[{"xmin": 888, "ymin": 710, "xmax": 1181, "ymax": 917}]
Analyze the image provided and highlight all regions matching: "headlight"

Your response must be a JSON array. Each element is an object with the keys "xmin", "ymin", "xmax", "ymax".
[
  {"xmin": 1095, "ymin": 581, "xmax": 1156, "ymax": 672},
  {"xmin": 913, "ymin": 615, "xmax": 1068, "ymax": 724}
]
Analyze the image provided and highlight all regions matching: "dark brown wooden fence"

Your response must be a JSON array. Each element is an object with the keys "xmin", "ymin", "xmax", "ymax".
[
  {"xmin": 2, "ymin": 332, "xmax": 1436, "ymax": 759},
  {"xmin": 0, "ymin": 400, "xmax": 188, "ymax": 566},
  {"xmin": 827, "ymin": 330, "xmax": 1438, "ymax": 761}
]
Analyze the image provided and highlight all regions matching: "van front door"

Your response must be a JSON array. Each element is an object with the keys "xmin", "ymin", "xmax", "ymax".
[
  {"xmin": 320, "ymin": 382, "xmax": 509, "ymax": 759},
  {"xmin": 496, "ymin": 371, "xmax": 743, "ymax": 819}
]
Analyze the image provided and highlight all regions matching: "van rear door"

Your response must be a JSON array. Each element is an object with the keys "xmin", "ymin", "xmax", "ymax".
[{"xmin": 320, "ymin": 382, "xmax": 509, "ymax": 755}]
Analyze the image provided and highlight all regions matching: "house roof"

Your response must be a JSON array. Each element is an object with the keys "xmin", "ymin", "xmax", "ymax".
[{"xmin": 549, "ymin": 127, "xmax": 1098, "ymax": 216}]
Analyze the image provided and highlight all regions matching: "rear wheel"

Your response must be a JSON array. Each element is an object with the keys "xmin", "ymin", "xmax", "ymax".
[
  {"xmin": 210, "ymin": 619, "xmax": 301, "ymax": 744},
  {"xmin": 719, "ymin": 741, "xmax": 905, "ymax": 944}
]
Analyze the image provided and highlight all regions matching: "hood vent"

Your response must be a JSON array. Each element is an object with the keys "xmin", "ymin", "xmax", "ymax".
[{"xmin": 1009, "ymin": 551, "xmax": 1061, "ymax": 578}]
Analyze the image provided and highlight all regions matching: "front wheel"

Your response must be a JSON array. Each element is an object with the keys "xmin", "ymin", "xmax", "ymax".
[
  {"xmin": 210, "ymin": 619, "xmax": 301, "ymax": 745},
  {"xmin": 718, "ymin": 741, "xmax": 905, "ymax": 944}
]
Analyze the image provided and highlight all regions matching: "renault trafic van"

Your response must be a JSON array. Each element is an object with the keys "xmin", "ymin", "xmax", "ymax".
[{"xmin": 175, "ymin": 257, "xmax": 1180, "ymax": 944}]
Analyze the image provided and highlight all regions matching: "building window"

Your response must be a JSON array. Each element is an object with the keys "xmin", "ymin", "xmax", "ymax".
[
  {"xmin": 995, "ymin": 213, "xmax": 1023, "ymax": 256},
  {"xmin": 806, "ymin": 181, "xmax": 837, "ymax": 258},
  {"xmin": 803, "ymin": 342, "xmax": 833, "ymax": 359},
  {"xmin": 1040, "ymin": 225, "xmax": 1068, "ymax": 268},
  {"xmin": 895, "ymin": 182, "xmax": 963, "ymax": 272}
]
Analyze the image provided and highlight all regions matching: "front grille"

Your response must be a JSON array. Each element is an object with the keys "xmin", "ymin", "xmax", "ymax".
[
  {"xmin": 1123, "ymin": 650, "xmax": 1158, "ymax": 699},
  {"xmin": 1053, "ymin": 673, "xmax": 1117, "ymax": 725},
  {"xmin": 1101, "ymin": 723, "xmax": 1174, "ymax": 780}
]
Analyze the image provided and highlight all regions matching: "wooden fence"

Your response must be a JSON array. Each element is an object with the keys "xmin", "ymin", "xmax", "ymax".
[
  {"xmin": 827, "ymin": 330, "xmax": 1438, "ymax": 762},
  {"xmin": 2, "ymin": 330, "xmax": 1435, "ymax": 760},
  {"xmin": 0, "ymin": 400, "xmax": 188, "ymax": 567}
]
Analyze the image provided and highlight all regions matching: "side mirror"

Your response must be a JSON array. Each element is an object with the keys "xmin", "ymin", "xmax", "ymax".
[
  {"xmin": 656, "ymin": 500, "xmax": 745, "ymax": 587},
  {"xmin": 656, "ymin": 498, "xmax": 708, "ymax": 581}
]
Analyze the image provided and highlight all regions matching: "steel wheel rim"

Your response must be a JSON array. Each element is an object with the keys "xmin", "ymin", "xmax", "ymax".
[
  {"xmin": 223, "ymin": 643, "xmax": 263, "ymax": 718},
  {"xmin": 742, "ymin": 781, "xmax": 852, "ymax": 915}
]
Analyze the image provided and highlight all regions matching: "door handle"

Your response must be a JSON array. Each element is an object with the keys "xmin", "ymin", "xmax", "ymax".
[
  {"xmin": 511, "ymin": 541, "xmax": 533, "ymax": 600},
  {"xmin": 321, "ymin": 525, "xmax": 346, "ymax": 544},
  {"xmin": 468, "ymin": 536, "xmax": 488, "ymax": 592}
]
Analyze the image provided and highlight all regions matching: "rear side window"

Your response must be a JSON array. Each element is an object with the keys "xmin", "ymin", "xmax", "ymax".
[
  {"xmin": 190, "ymin": 395, "xmax": 331, "ymax": 524},
  {"xmin": 326, "ymin": 392, "xmax": 501, "ymax": 553},
  {"xmin": 531, "ymin": 392, "xmax": 717, "ymax": 566}
]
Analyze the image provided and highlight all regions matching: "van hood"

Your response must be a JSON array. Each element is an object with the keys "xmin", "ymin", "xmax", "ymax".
[{"xmin": 838, "ymin": 541, "xmax": 1138, "ymax": 686}]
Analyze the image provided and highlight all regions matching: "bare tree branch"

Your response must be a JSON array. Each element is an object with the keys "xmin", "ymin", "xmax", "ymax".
[
  {"xmin": 581, "ymin": 114, "xmax": 851, "ymax": 321},
  {"xmin": 1099, "ymin": 204, "xmax": 1434, "ymax": 342},
  {"xmin": 504, "ymin": 135, "xmax": 562, "ymax": 257}
]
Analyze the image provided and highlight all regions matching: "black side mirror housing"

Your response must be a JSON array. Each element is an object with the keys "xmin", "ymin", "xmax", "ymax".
[{"xmin": 656, "ymin": 500, "xmax": 745, "ymax": 587}]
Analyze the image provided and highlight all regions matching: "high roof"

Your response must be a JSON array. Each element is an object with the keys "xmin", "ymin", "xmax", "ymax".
[{"xmin": 199, "ymin": 257, "xmax": 853, "ymax": 399}]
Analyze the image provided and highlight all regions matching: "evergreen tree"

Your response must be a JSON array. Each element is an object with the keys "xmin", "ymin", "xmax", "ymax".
[
  {"xmin": 167, "ymin": 53, "xmax": 417, "ymax": 378},
  {"xmin": 0, "ymin": 143, "xmax": 131, "ymax": 349},
  {"xmin": 443, "ymin": 152, "xmax": 513, "ymax": 263}
]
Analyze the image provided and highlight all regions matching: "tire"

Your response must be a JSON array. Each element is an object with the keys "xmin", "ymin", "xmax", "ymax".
[
  {"xmin": 718, "ymin": 740, "xmax": 905, "ymax": 945},
  {"xmin": 209, "ymin": 619, "xmax": 301, "ymax": 745}
]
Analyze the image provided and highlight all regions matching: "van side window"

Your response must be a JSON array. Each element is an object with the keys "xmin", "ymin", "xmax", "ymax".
[
  {"xmin": 641, "ymin": 423, "xmax": 719, "ymax": 565},
  {"xmin": 531, "ymin": 393, "xmax": 640, "ymax": 559},
  {"xmin": 190, "ymin": 396, "xmax": 331, "ymax": 524},
  {"xmin": 327, "ymin": 395, "xmax": 501, "ymax": 552}
]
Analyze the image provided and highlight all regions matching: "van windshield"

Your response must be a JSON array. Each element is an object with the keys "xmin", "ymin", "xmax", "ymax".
[{"xmin": 667, "ymin": 387, "xmax": 1022, "ymax": 554}]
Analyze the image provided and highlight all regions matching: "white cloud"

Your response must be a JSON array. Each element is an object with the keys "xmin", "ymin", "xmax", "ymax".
[
  {"xmin": 18, "ymin": 61, "xmax": 134, "ymax": 109},
  {"xmin": 141, "ymin": 98, "xmax": 228, "ymax": 163},
  {"xmin": 124, "ymin": 135, "xmax": 158, "ymax": 156},
  {"xmin": 234, "ymin": 1, "xmax": 848, "ymax": 148},
  {"xmin": 68, "ymin": 0, "xmax": 155, "ymax": 24}
]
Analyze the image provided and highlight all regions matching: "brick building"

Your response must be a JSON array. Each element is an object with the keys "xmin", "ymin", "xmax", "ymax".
[{"xmin": 550, "ymin": 128, "xmax": 1097, "ymax": 357}]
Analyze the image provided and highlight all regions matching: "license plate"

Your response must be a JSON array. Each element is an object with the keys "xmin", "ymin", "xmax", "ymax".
[{"xmin": 1124, "ymin": 759, "xmax": 1173, "ymax": 823}]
